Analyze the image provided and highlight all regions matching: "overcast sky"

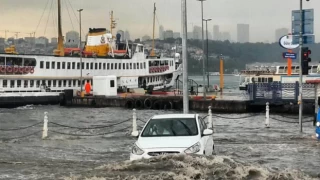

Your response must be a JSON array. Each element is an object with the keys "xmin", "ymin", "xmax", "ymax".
[{"xmin": 0, "ymin": 0, "xmax": 319, "ymax": 43}]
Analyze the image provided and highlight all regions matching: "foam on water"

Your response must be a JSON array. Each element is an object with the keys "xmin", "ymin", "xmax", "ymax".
[{"xmin": 63, "ymin": 155, "xmax": 316, "ymax": 180}]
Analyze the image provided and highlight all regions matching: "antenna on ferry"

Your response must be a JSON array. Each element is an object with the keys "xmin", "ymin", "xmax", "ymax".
[
  {"xmin": 53, "ymin": 0, "xmax": 65, "ymax": 56},
  {"xmin": 110, "ymin": 11, "xmax": 116, "ymax": 38},
  {"xmin": 150, "ymin": 3, "xmax": 156, "ymax": 57}
]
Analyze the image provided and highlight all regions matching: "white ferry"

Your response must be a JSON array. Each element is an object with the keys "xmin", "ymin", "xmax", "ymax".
[
  {"xmin": 239, "ymin": 63, "xmax": 320, "ymax": 90},
  {"xmin": 0, "ymin": 1, "xmax": 182, "ymax": 97}
]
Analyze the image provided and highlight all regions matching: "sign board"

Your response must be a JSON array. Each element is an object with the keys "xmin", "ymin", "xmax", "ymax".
[
  {"xmin": 292, "ymin": 35, "xmax": 315, "ymax": 44},
  {"xmin": 279, "ymin": 35, "xmax": 299, "ymax": 49},
  {"xmin": 282, "ymin": 52, "xmax": 297, "ymax": 59},
  {"xmin": 291, "ymin": 9, "xmax": 314, "ymax": 35}
]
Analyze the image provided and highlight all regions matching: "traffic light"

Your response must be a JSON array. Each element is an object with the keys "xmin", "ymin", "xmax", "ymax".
[{"xmin": 301, "ymin": 47, "xmax": 311, "ymax": 75}]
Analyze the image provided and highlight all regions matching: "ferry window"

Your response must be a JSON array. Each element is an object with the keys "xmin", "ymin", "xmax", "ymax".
[
  {"xmin": 103, "ymin": 63, "xmax": 106, "ymax": 70},
  {"xmin": 137, "ymin": 63, "xmax": 139, "ymax": 69},
  {"xmin": 110, "ymin": 80, "xmax": 115, "ymax": 87},
  {"xmin": 68, "ymin": 80, "xmax": 71, "ymax": 87},
  {"xmin": 107, "ymin": 63, "xmax": 110, "ymax": 70},
  {"xmin": 133, "ymin": 63, "xmax": 136, "ymax": 69},
  {"xmin": 67, "ymin": 62, "xmax": 71, "ymax": 69},
  {"xmin": 95, "ymin": 63, "xmax": 98, "ymax": 70},
  {"xmin": 36, "ymin": 80, "xmax": 40, "ymax": 88},
  {"xmin": 63, "ymin": 80, "xmax": 66, "ymax": 87},
  {"xmin": 115, "ymin": 63, "xmax": 117, "ymax": 70},
  {"xmin": 130, "ymin": 63, "xmax": 132, "ymax": 69},
  {"xmin": 99, "ymin": 63, "xmax": 102, "ymax": 69},
  {"xmin": 123, "ymin": 63, "xmax": 125, "ymax": 69},
  {"xmin": 90, "ymin": 63, "xmax": 93, "ymax": 70},
  {"xmin": 40, "ymin": 61, "xmax": 44, "ymax": 69},
  {"xmin": 78, "ymin": 80, "xmax": 81, "ymax": 87},
  {"xmin": 57, "ymin": 62, "xmax": 61, "ymax": 69},
  {"xmin": 2, "ymin": 80, "xmax": 7, "ymax": 88},
  {"xmin": 144, "ymin": 62, "xmax": 146, "ymax": 69},
  {"xmin": 10, "ymin": 80, "xmax": 15, "ymax": 88},
  {"xmin": 82, "ymin": 62, "xmax": 84, "ymax": 69},
  {"xmin": 51, "ymin": 62, "xmax": 55, "ymax": 69},
  {"xmin": 24, "ymin": 58, "xmax": 36, "ymax": 66},
  {"xmin": 58, "ymin": 80, "xmax": 62, "ymax": 87},
  {"xmin": 140, "ymin": 63, "xmax": 143, "ymax": 69},
  {"xmin": 73, "ymin": 80, "xmax": 76, "ymax": 86},
  {"xmin": 46, "ymin": 62, "xmax": 50, "ymax": 69},
  {"xmin": 24, "ymin": 80, "xmax": 28, "ymax": 88},
  {"xmin": 118, "ymin": 63, "xmax": 121, "ymax": 70},
  {"xmin": 17, "ymin": 80, "xmax": 21, "ymax": 87},
  {"xmin": 77, "ymin": 63, "xmax": 80, "ymax": 69},
  {"xmin": 72, "ymin": 62, "xmax": 75, "ymax": 69},
  {"xmin": 30, "ymin": 80, "xmax": 34, "ymax": 88},
  {"xmin": 126, "ymin": 63, "xmax": 129, "ymax": 69},
  {"xmin": 86, "ymin": 63, "xmax": 89, "ymax": 69},
  {"xmin": 0, "ymin": 57, "xmax": 4, "ymax": 65},
  {"xmin": 53, "ymin": 80, "xmax": 56, "ymax": 87},
  {"xmin": 62, "ymin": 62, "xmax": 65, "ymax": 69},
  {"xmin": 42, "ymin": 80, "xmax": 46, "ymax": 86},
  {"xmin": 48, "ymin": 80, "xmax": 51, "ymax": 87},
  {"xmin": 111, "ymin": 63, "xmax": 113, "ymax": 70},
  {"xmin": 268, "ymin": 78, "xmax": 273, "ymax": 82},
  {"xmin": 165, "ymin": 60, "xmax": 168, "ymax": 65}
]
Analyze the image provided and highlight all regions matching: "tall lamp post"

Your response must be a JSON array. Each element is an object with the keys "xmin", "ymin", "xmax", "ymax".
[
  {"xmin": 203, "ymin": 18, "xmax": 211, "ymax": 88},
  {"xmin": 77, "ymin": 9, "xmax": 83, "ymax": 93},
  {"xmin": 197, "ymin": 0, "xmax": 206, "ymax": 99}
]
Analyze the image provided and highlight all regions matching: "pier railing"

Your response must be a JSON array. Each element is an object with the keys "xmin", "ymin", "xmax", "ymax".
[{"xmin": 248, "ymin": 82, "xmax": 316, "ymax": 104}]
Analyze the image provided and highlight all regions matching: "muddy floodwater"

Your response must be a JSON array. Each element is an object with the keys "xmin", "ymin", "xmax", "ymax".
[{"xmin": 0, "ymin": 105, "xmax": 320, "ymax": 180}]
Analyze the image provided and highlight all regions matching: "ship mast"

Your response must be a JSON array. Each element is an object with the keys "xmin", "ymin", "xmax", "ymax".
[
  {"xmin": 150, "ymin": 3, "xmax": 156, "ymax": 56},
  {"xmin": 110, "ymin": 11, "xmax": 116, "ymax": 37},
  {"xmin": 54, "ymin": 0, "xmax": 64, "ymax": 56}
]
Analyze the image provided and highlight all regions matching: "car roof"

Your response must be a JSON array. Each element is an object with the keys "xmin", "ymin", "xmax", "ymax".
[{"xmin": 151, "ymin": 114, "xmax": 198, "ymax": 120}]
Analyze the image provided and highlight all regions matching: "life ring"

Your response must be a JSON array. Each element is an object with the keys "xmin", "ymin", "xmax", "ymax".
[
  {"xmin": 13, "ymin": 66, "xmax": 19, "ymax": 73},
  {"xmin": 135, "ymin": 99, "xmax": 143, "ymax": 109},
  {"xmin": 6, "ymin": 66, "xmax": 12, "ymax": 73},
  {"xmin": 144, "ymin": 98, "xmax": 152, "ymax": 109},
  {"xmin": 25, "ymin": 66, "xmax": 30, "ymax": 73},
  {"xmin": 152, "ymin": 100, "xmax": 162, "ymax": 109},
  {"xmin": 0, "ymin": 66, "xmax": 5, "ymax": 73},
  {"xmin": 30, "ymin": 67, "xmax": 34, "ymax": 74},
  {"xmin": 163, "ymin": 101, "xmax": 173, "ymax": 110},
  {"xmin": 19, "ymin": 67, "xmax": 25, "ymax": 73}
]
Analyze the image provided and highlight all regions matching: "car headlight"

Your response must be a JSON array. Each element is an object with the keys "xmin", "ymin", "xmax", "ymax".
[
  {"xmin": 132, "ymin": 143, "xmax": 144, "ymax": 155},
  {"xmin": 184, "ymin": 142, "xmax": 201, "ymax": 154}
]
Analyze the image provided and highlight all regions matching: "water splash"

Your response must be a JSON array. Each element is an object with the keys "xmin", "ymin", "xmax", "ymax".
[{"xmin": 63, "ymin": 155, "xmax": 315, "ymax": 180}]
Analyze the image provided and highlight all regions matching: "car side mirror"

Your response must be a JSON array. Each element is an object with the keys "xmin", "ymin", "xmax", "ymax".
[
  {"xmin": 131, "ymin": 130, "xmax": 140, "ymax": 137},
  {"xmin": 203, "ymin": 129, "xmax": 213, "ymax": 136}
]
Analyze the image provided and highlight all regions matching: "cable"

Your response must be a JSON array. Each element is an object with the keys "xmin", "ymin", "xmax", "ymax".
[
  {"xmin": 44, "ymin": 0, "xmax": 54, "ymax": 35},
  {"xmin": 49, "ymin": 126, "xmax": 131, "ymax": 137},
  {"xmin": 65, "ymin": 0, "xmax": 75, "ymax": 31},
  {"xmin": 48, "ymin": 118, "xmax": 130, "ymax": 129},
  {"xmin": 0, "ymin": 122, "xmax": 42, "ymax": 131},
  {"xmin": 0, "ymin": 130, "xmax": 42, "ymax": 141},
  {"xmin": 270, "ymin": 117, "xmax": 313, "ymax": 124},
  {"xmin": 34, "ymin": 0, "xmax": 50, "ymax": 35},
  {"xmin": 212, "ymin": 113, "xmax": 262, "ymax": 119}
]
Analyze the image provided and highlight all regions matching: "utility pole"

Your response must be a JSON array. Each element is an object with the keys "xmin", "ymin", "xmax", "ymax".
[
  {"xmin": 298, "ymin": 0, "xmax": 303, "ymax": 132},
  {"xmin": 182, "ymin": 0, "xmax": 188, "ymax": 113},
  {"xmin": 197, "ymin": 0, "xmax": 206, "ymax": 99},
  {"xmin": 78, "ymin": 9, "xmax": 83, "ymax": 93},
  {"xmin": 203, "ymin": 19, "xmax": 211, "ymax": 88}
]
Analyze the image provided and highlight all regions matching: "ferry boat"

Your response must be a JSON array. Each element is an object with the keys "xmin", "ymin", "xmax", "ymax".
[
  {"xmin": 239, "ymin": 63, "xmax": 320, "ymax": 90},
  {"xmin": 0, "ymin": 1, "xmax": 182, "ymax": 97}
]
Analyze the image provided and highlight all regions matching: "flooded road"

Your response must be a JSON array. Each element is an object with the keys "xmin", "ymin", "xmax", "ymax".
[{"xmin": 0, "ymin": 105, "xmax": 319, "ymax": 179}]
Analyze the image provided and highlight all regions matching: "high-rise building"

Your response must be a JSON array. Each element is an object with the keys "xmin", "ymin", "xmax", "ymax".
[
  {"xmin": 173, "ymin": 32, "xmax": 180, "ymax": 39},
  {"xmin": 275, "ymin": 28, "xmax": 289, "ymax": 42},
  {"xmin": 65, "ymin": 31, "xmax": 79, "ymax": 47},
  {"xmin": 221, "ymin": 32, "xmax": 231, "ymax": 41},
  {"xmin": 117, "ymin": 30, "xmax": 125, "ymax": 41},
  {"xmin": 164, "ymin": 30, "xmax": 174, "ymax": 39},
  {"xmin": 159, "ymin": 25, "xmax": 164, "ymax": 40},
  {"xmin": 187, "ymin": 32, "xmax": 193, "ymax": 39},
  {"xmin": 237, "ymin": 24, "xmax": 249, "ymax": 43},
  {"xmin": 124, "ymin": 30, "xmax": 130, "ymax": 41},
  {"xmin": 141, "ymin": 35, "xmax": 151, "ymax": 41},
  {"xmin": 51, "ymin": 37, "xmax": 58, "ymax": 44},
  {"xmin": 193, "ymin": 26, "xmax": 201, "ymax": 40},
  {"xmin": 213, "ymin": 25, "xmax": 220, "ymax": 40}
]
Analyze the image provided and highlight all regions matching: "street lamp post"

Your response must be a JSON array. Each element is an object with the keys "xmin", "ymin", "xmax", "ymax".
[
  {"xmin": 197, "ymin": 0, "xmax": 206, "ymax": 99},
  {"xmin": 203, "ymin": 18, "xmax": 211, "ymax": 88},
  {"xmin": 77, "ymin": 9, "xmax": 83, "ymax": 93}
]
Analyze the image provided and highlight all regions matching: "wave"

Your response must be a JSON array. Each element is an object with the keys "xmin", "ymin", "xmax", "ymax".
[{"xmin": 63, "ymin": 154, "xmax": 315, "ymax": 180}]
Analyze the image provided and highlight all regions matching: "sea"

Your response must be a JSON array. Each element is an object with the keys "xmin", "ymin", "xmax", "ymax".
[{"xmin": 0, "ymin": 76, "xmax": 320, "ymax": 180}]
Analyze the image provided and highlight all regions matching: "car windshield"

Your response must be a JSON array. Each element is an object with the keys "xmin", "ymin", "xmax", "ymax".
[{"xmin": 141, "ymin": 118, "xmax": 198, "ymax": 137}]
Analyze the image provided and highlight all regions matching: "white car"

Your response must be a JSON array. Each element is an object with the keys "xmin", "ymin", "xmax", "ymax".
[{"xmin": 130, "ymin": 114, "xmax": 214, "ymax": 161}]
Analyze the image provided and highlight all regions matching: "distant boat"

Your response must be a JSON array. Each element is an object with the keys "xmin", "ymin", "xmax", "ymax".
[{"xmin": 209, "ymin": 72, "xmax": 220, "ymax": 76}]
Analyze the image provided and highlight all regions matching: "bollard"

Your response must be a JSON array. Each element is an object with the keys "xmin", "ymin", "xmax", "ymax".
[
  {"xmin": 265, "ymin": 102, "xmax": 270, "ymax": 128},
  {"xmin": 208, "ymin": 106, "xmax": 213, "ymax": 129},
  {"xmin": 131, "ymin": 109, "xmax": 138, "ymax": 136},
  {"xmin": 42, "ymin": 112, "xmax": 48, "ymax": 139}
]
